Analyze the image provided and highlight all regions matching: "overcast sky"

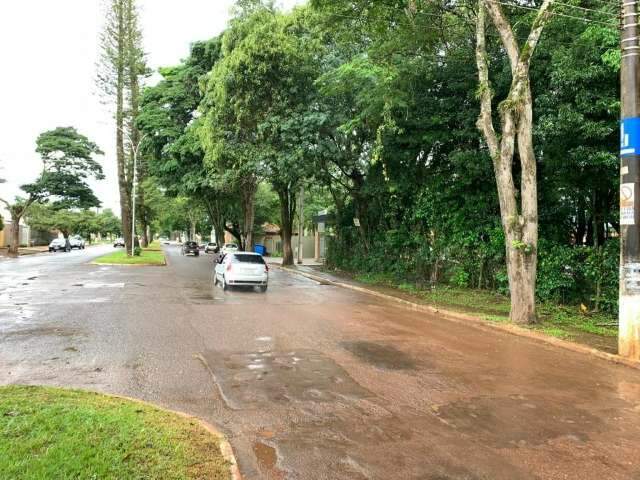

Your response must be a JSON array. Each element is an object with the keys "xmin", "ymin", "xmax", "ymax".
[{"xmin": 0, "ymin": 0, "xmax": 304, "ymax": 217}]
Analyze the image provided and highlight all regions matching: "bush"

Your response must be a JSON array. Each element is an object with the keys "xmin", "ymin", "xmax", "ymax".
[
  {"xmin": 326, "ymin": 226, "xmax": 619, "ymax": 314},
  {"xmin": 536, "ymin": 240, "xmax": 618, "ymax": 313},
  {"xmin": 133, "ymin": 246, "xmax": 142, "ymax": 257}
]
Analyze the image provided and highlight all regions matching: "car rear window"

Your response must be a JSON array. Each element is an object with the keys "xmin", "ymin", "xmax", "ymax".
[
  {"xmin": 233, "ymin": 254, "xmax": 265, "ymax": 264},
  {"xmin": 186, "ymin": 242, "xmax": 198, "ymax": 247}
]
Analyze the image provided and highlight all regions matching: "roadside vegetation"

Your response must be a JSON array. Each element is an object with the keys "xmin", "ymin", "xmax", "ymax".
[
  {"xmin": 131, "ymin": 0, "xmax": 620, "ymax": 336},
  {"xmin": 352, "ymin": 271, "xmax": 618, "ymax": 344},
  {"xmin": 0, "ymin": 386, "xmax": 229, "ymax": 480}
]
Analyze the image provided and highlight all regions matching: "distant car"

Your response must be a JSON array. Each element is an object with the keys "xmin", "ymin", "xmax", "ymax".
[
  {"xmin": 70, "ymin": 236, "xmax": 85, "ymax": 250},
  {"xmin": 214, "ymin": 252, "xmax": 269, "ymax": 292},
  {"xmin": 182, "ymin": 241, "xmax": 200, "ymax": 256},
  {"xmin": 114, "ymin": 238, "xmax": 125, "ymax": 248},
  {"xmin": 49, "ymin": 238, "xmax": 70, "ymax": 253},
  {"xmin": 221, "ymin": 243, "xmax": 239, "ymax": 254},
  {"xmin": 204, "ymin": 242, "xmax": 218, "ymax": 254}
]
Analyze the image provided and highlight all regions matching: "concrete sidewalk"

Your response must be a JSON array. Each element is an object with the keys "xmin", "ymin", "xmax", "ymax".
[
  {"xmin": 265, "ymin": 257, "xmax": 324, "ymax": 267},
  {"xmin": 0, "ymin": 246, "xmax": 49, "ymax": 257}
]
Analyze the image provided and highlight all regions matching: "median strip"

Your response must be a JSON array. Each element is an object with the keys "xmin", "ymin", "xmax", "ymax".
[
  {"xmin": 93, "ymin": 249, "xmax": 166, "ymax": 266},
  {"xmin": 0, "ymin": 386, "xmax": 235, "ymax": 480}
]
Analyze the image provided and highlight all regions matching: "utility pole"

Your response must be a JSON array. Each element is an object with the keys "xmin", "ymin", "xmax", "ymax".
[
  {"xmin": 620, "ymin": 0, "xmax": 640, "ymax": 360},
  {"xmin": 297, "ymin": 185, "xmax": 304, "ymax": 265}
]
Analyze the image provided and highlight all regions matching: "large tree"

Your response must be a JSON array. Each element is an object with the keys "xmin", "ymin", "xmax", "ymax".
[
  {"xmin": 97, "ymin": 0, "xmax": 145, "ymax": 255},
  {"xmin": 0, "ymin": 127, "xmax": 104, "ymax": 254},
  {"xmin": 138, "ymin": 37, "xmax": 236, "ymax": 245},
  {"xmin": 219, "ymin": 7, "xmax": 320, "ymax": 264},
  {"xmin": 475, "ymin": 0, "xmax": 554, "ymax": 323}
]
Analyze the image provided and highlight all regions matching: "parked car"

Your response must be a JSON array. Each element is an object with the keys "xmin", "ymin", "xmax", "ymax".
[
  {"xmin": 49, "ymin": 238, "xmax": 70, "ymax": 253},
  {"xmin": 70, "ymin": 236, "xmax": 85, "ymax": 250},
  {"xmin": 204, "ymin": 242, "xmax": 218, "ymax": 254},
  {"xmin": 114, "ymin": 238, "xmax": 125, "ymax": 248},
  {"xmin": 182, "ymin": 241, "xmax": 200, "ymax": 256},
  {"xmin": 214, "ymin": 252, "xmax": 269, "ymax": 292},
  {"xmin": 221, "ymin": 243, "xmax": 239, "ymax": 254}
]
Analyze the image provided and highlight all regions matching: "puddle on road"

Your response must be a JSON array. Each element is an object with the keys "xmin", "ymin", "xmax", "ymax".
[
  {"xmin": 253, "ymin": 441, "xmax": 284, "ymax": 478},
  {"xmin": 341, "ymin": 341, "xmax": 418, "ymax": 370}
]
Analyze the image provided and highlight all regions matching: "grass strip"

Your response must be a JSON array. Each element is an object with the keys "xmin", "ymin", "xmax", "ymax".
[
  {"xmin": 351, "ymin": 272, "xmax": 618, "ymax": 341},
  {"xmin": 93, "ymin": 249, "xmax": 166, "ymax": 266},
  {"xmin": 0, "ymin": 386, "xmax": 230, "ymax": 480}
]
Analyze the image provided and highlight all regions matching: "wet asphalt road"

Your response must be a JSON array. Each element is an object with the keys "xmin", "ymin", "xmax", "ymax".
[{"xmin": 2, "ymin": 245, "xmax": 640, "ymax": 479}]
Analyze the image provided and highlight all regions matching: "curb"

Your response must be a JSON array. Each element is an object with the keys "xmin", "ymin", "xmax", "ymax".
[
  {"xmin": 275, "ymin": 265, "xmax": 640, "ymax": 372},
  {"xmin": 90, "ymin": 261, "xmax": 167, "ymax": 267}
]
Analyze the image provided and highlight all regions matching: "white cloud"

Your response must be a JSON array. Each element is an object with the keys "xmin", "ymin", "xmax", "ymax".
[{"xmin": 0, "ymin": 0, "xmax": 305, "ymax": 217}]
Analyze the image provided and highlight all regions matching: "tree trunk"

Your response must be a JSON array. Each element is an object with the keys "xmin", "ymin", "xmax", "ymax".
[
  {"xmin": 240, "ymin": 177, "xmax": 257, "ymax": 252},
  {"xmin": 576, "ymin": 202, "xmax": 586, "ymax": 246},
  {"xmin": 115, "ymin": 1, "xmax": 132, "ymax": 256},
  {"xmin": 225, "ymin": 225, "xmax": 243, "ymax": 247},
  {"xmin": 475, "ymin": 0, "xmax": 551, "ymax": 324},
  {"xmin": 8, "ymin": 214, "xmax": 21, "ymax": 256},
  {"xmin": 278, "ymin": 186, "xmax": 296, "ymax": 266}
]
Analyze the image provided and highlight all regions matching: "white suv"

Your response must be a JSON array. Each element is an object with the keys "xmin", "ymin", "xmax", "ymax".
[{"xmin": 70, "ymin": 236, "xmax": 85, "ymax": 250}]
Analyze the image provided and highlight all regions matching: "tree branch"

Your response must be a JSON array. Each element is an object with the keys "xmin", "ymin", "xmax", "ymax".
[
  {"xmin": 482, "ymin": 0, "xmax": 520, "ymax": 75},
  {"xmin": 521, "ymin": 0, "xmax": 554, "ymax": 66},
  {"xmin": 475, "ymin": 2, "xmax": 500, "ymax": 161}
]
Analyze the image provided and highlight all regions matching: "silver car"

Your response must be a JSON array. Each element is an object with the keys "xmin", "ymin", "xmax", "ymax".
[
  {"xmin": 49, "ymin": 238, "xmax": 70, "ymax": 252},
  {"xmin": 214, "ymin": 252, "xmax": 269, "ymax": 292},
  {"xmin": 70, "ymin": 236, "xmax": 85, "ymax": 249},
  {"xmin": 221, "ymin": 243, "xmax": 239, "ymax": 254}
]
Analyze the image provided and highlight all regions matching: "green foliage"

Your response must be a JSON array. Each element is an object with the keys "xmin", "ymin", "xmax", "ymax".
[
  {"xmin": 133, "ymin": 246, "xmax": 142, "ymax": 256},
  {"xmin": 138, "ymin": 0, "xmax": 621, "ymax": 324},
  {"xmin": 536, "ymin": 240, "xmax": 618, "ymax": 312},
  {"xmin": 25, "ymin": 127, "xmax": 104, "ymax": 209}
]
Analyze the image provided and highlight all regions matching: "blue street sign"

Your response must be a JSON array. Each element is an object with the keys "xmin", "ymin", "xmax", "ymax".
[{"xmin": 621, "ymin": 117, "xmax": 640, "ymax": 156}]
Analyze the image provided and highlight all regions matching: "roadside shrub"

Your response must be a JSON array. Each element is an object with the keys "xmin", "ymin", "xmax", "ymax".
[
  {"xmin": 133, "ymin": 246, "xmax": 142, "ymax": 257},
  {"xmin": 536, "ymin": 239, "xmax": 618, "ymax": 313},
  {"xmin": 327, "ymin": 226, "xmax": 619, "ymax": 314}
]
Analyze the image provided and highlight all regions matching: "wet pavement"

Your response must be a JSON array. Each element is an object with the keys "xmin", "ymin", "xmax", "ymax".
[{"xmin": 1, "ymin": 245, "xmax": 640, "ymax": 479}]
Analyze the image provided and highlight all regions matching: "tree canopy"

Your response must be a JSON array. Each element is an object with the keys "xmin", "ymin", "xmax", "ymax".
[{"xmin": 138, "ymin": 0, "xmax": 621, "ymax": 317}]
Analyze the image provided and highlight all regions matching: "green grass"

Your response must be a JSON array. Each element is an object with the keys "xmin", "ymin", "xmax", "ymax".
[
  {"xmin": 145, "ymin": 240, "xmax": 162, "ymax": 251},
  {"xmin": 351, "ymin": 271, "xmax": 618, "ymax": 343},
  {"xmin": 0, "ymin": 386, "xmax": 230, "ymax": 480},
  {"xmin": 93, "ymin": 249, "xmax": 166, "ymax": 266}
]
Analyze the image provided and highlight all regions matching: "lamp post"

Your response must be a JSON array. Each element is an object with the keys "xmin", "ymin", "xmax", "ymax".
[{"xmin": 117, "ymin": 127, "xmax": 148, "ymax": 256}]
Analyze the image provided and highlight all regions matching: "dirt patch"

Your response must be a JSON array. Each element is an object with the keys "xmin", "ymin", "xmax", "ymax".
[
  {"xmin": 569, "ymin": 330, "xmax": 617, "ymax": 354},
  {"xmin": 253, "ymin": 441, "xmax": 284, "ymax": 478}
]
